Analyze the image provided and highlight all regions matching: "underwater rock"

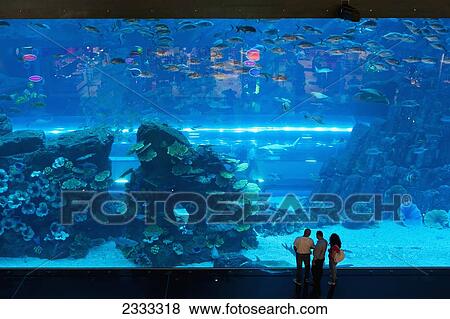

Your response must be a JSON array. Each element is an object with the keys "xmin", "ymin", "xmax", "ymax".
[
  {"xmin": 135, "ymin": 121, "xmax": 190, "ymax": 176},
  {"xmin": 0, "ymin": 130, "xmax": 45, "ymax": 157},
  {"xmin": 0, "ymin": 114, "xmax": 12, "ymax": 136},
  {"xmin": 45, "ymin": 128, "xmax": 114, "ymax": 170},
  {"xmin": 0, "ymin": 128, "xmax": 113, "ymax": 171},
  {"xmin": 424, "ymin": 209, "xmax": 449, "ymax": 229}
]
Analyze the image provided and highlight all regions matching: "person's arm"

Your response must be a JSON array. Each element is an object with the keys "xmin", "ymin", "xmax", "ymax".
[{"xmin": 293, "ymin": 238, "xmax": 297, "ymax": 253}]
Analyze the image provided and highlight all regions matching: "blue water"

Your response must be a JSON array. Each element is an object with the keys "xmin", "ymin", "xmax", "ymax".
[{"xmin": 0, "ymin": 18, "xmax": 449, "ymax": 268}]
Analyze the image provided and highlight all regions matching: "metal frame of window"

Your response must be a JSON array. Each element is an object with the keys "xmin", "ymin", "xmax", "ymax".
[{"xmin": 0, "ymin": 0, "xmax": 449, "ymax": 18}]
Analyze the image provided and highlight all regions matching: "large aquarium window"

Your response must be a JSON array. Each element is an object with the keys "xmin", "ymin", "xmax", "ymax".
[{"xmin": 0, "ymin": 18, "xmax": 449, "ymax": 268}]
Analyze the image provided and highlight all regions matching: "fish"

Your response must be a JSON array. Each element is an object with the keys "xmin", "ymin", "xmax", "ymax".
[
  {"xmin": 258, "ymin": 137, "xmax": 301, "ymax": 153},
  {"xmin": 75, "ymin": 153, "xmax": 96, "ymax": 162},
  {"xmin": 402, "ymin": 56, "xmax": 421, "ymax": 63},
  {"xmin": 354, "ymin": 88, "xmax": 389, "ymax": 104},
  {"xmin": 0, "ymin": 21, "xmax": 10, "ymax": 27},
  {"xmin": 263, "ymin": 28, "xmax": 278, "ymax": 36},
  {"xmin": 272, "ymin": 74, "xmax": 288, "ymax": 82},
  {"xmin": 234, "ymin": 25, "xmax": 257, "ymax": 33},
  {"xmin": 399, "ymin": 100, "xmax": 419, "ymax": 108},
  {"xmin": 178, "ymin": 23, "xmax": 196, "ymax": 31},
  {"xmin": 315, "ymin": 66, "xmax": 333, "ymax": 73},
  {"xmin": 81, "ymin": 25, "xmax": 100, "ymax": 33},
  {"xmin": 300, "ymin": 25, "xmax": 322, "ymax": 34},
  {"xmin": 195, "ymin": 20, "xmax": 214, "ymax": 27},
  {"xmin": 412, "ymin": 147, "xmax": 427, "ymax": 155},
  {"xmin": 366, "ymin": 147, "xmax": 383, "ymax": 156},
  {"xmin": 421, "ymin": 57, "xmax": 436, "ymax": 64},
  {"xmin": 304, "ymin": 113, "xmax": 324, "ymax": 124},
  {"xmin": 31, "ymin": 23, "xmax": 51, "ymax": 30},
  {"xmin": 111, "ymin": 57, "xmax": 126, "ymax": 64},
  {"xmin": 311, "ymin": 92, "xmax": 329, "ymax": 99}
]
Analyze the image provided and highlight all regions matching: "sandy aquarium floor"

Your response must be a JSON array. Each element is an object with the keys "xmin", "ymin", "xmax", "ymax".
[{"xmin": 0, "ymin": 222, "xmax": 449, "ymax": 268}]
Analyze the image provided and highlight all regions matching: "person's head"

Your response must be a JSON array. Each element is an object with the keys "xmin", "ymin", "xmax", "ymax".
[
  {"xmin": 316, "ymin": 231, "xmax": 323, "ymax": 240},
  {"xmin": 303, "ymin": 228, "xmax": 311, "ymax": 237},
  {"xmin": 329, "ymin": 233, "xmax": 342, "ymax": 248}
]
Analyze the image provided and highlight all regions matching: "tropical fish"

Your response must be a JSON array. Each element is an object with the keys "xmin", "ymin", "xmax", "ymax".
[{"xmin": 0, "ymin": 20, "xmax": 10, "ymax": 27}]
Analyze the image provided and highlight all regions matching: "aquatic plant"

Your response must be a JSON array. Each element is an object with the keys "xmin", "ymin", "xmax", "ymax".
[
  {"xmin": 36, "ymin": 202, "xmax": 49, "ymax": 217},
  {"xmin": 0, "ymin": 196, "xmax": 7, "ymax": 208},
  {"xmin": 22, "ymin": 226, "xmax": 35, "ymax": 241},
  {"xmin": 7, "ymin": 192, "xmax": 23, "ymax": 209},
  {"xmin": 48, "ymin": 222, "xmax": 70, "ymax": 241},
  {"xmin": 138, "ymin": 148, "xmax": 157, "ymax": 162},
  {"xmin": 233, "ymin": 179, "xmax": 248, "ymax": 190},
  {"xmin": 30, "ymin": 171, "xmax": 41, "ymax": 178},
  {"xmin": 43, "ymin": 167, "xmax": 53, "ymax": 176},
  {"xmin": 0, "ymin": 168, "xmax": 9, "ymax": 182},
  {"xmin": 64, "ymin": 160, "xmax": 74, "ymax": 170},
  {"xmin": 62, "ymin": 178, "xmax": 87, "ymax": 190},
  {"xmin": 0, "ymin": 181, "xmax": 8, "ymax": 193},
  {"xmin": 52, "ymin": 157, "xmax": 67, "ymax": 169},
  {"xmin": 128, "ymin": 141, "xmax": 145, "ymax": 154},
  {"xmin": 424, "ymin": 210, "xmax": 449, "ymax": 229},
  {"xmin": 167, "ymin": 141, "xmax": 189, "ymax": 159},
  {"xmin": 243, "ymin": 182, "xmax": 261, "ymax": 193},
  {"xmin": 206, "ymin": 235, "xmax": 224, "ymax": 248},
  {"xmin": 172, "ymin": 242, "xmax": 184, "ymax": 255},
  {"xmin": 172, "ymin": 163, "xmax": 190, "ymax": 176},
  {"xmin": 94, "ymin": 170, "xmax": 111, "ymax": 182},
  {"xmin": 144, "ymin": 224, "xmax": 164, "ymax": 239},
  {"xmin": 27, "ymin": 182, "xmax": 41, "ymax": 198},
  {"xmin": 220, "ymin": 171, "xmax": 234, "ymax": 179},
  {"xmin": 150, "ymin": 245, "xmax": 160, "ymax": 255},
  {"xmin": 234, "ymin": 224, "xmax": 251, "ymax": 232},
  {"xmin": 235, "ymin": 163, "xmax": 249, "ymax": 172},
  {"xmin": 21, "ymin": 201, "xmax": 36, "ymax": 215}
]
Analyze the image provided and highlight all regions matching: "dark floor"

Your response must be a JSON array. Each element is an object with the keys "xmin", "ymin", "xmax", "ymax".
[{"xmin": 1, "ymin": 268, "xmax": 449, "ymax": 298}]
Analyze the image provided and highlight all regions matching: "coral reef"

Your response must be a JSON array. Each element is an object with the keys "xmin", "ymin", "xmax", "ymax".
[
  {"xmin": 125, "ymin": 121, "xmax": 259, "ymax": 267},
  {"xmin": 424, "ymin": 210, "xmax": 449, "ymax": 229},
  {"xmin": 0, "ymin": 116, "xmax": 114, "ymax": 259}
]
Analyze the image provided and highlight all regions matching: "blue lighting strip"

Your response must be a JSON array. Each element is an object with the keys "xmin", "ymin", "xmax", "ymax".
[{"xmin": 182, "ymin": 126, "xmax": 353, "ymax": 133}]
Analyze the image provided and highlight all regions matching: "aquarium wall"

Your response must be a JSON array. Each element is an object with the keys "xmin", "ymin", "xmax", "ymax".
[{"xmin": 0, "ymin": 18, "xmax": 449, "ymax": 268}]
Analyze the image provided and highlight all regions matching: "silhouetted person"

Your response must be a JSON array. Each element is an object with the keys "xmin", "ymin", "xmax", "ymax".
[
  {"xmin": 328, "ymin": 233, "xmax": 342, "ymax": 286},
  {"xmin": 312, "ymin": 231, "xmax": 328, "ymax": 286},
  {"xmin": 293, "ymin": 228, "xmax": 314, "ymax": 286}
]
